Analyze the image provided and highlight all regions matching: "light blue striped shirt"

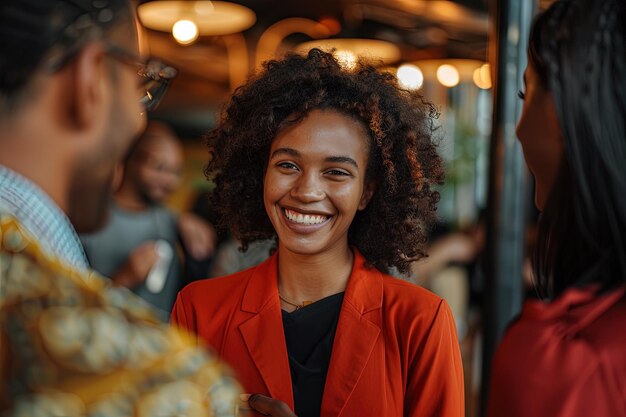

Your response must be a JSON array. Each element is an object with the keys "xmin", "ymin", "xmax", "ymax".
[{"xmin": 0, "ymin": 165, "xmax": 88, "ymax": 270}]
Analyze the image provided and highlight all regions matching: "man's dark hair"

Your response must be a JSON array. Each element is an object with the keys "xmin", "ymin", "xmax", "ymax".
[
  {"xmin": 0, "ymin": 0, "xmax": 131, "ymax": 113},
  {"xmin": 206, "ymin": 48, "xmax": 444, "ymax": 274}
]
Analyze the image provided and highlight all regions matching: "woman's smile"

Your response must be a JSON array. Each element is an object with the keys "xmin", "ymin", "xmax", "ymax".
[{"xmin": 283, "ymin": 208, "xmax": 330, "ymax": 226}]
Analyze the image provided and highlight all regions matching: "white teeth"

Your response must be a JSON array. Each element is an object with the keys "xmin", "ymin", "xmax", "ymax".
[{"xmin": 284, "ymin": 209, "xmax": 328, "ymax": 225}]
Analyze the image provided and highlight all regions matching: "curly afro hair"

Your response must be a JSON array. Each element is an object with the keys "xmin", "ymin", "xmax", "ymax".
[{"xmin": 206, "ymin": 48, "xmax": 444, "ymax": 274}]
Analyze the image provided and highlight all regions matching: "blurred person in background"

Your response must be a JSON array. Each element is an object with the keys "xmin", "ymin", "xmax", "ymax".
[
  {"xmin": 0, "ymin": 0, "xmax": 239, "ymax": 414},
  {"xmin": 410, "ymin": 220, "xmax": 485, "ymax": 340},
  {"xmin": 81, "ymin": 121, "xmax": 217, "ymax": 318},
  {"xmin": 488, "ymin": 0, "xmax": 626, "ymax": 416},
  {"xmin": 209, "ymin": 236, "xmax": 274, "ymax": 278},
  {"xmin": 185, "ymin": 189, "xmax": 273, "ymax": 281}
]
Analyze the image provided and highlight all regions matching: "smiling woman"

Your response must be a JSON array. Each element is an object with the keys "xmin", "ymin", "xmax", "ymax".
[
  {"xmin": 263, "ymin": 110, "xmax": 374, "ymax": 259},
  {"xmin": 171, "ymin": 49, "xmax": 464, "ymax": 417}
]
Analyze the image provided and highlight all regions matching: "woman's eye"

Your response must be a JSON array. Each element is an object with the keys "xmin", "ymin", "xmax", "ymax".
[
  {"xmin": 517, "ymin": 90, "xmax": 526, "ymax": 100},
  {"xmin": 326, "ymin": 169, "xmax": 350, "ymax": 177},
  {"xmin": 277, "ymin": 162, "xmax": 298, "ymax": 170}
]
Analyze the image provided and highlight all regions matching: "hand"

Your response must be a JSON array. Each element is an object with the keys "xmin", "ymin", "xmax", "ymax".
[
  {"xmin": 178, "ymin": 212, "xmax": 217, "ymax": 260},
  {"xmin": 112, "ymin": 241, "xmax": 159, "ymax": 288},
  {"xmin": 410, "ymin": 233, "xmax": 478, "ymax": 284},
  {"xmin": 435, "ymin": 233, "xmax": 478, "ymax": 264},
  {"xmin": 240, "ymin": 394, "xmax": 297, "ymax": 417}
]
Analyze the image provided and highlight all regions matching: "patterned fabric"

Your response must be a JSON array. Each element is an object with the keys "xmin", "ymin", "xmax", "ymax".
[
  {"xmin": 0, "ymin": 215, "xmax": 241, "ymax": 417},
  {"xmin": 0, "ymin": 165, "xmax": 88, "ymax": 270}
]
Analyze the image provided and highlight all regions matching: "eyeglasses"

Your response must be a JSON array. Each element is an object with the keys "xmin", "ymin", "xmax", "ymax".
[
  {"xmin": 104, "ymin": 44, "xmax": 178, "ymax": 111},
  {"xmin": 44, "ymin": 2, "xmax": 177, "ymax": 112}
]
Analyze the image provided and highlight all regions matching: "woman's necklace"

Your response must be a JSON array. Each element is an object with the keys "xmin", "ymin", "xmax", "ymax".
[{"xmin": 279, "ymin": 293, "xmax": 313, "ymax": 310}]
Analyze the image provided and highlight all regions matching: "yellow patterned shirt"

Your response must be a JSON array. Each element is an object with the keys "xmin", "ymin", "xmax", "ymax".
[{"xmin": 0, "ymin": 215, "xmax": 241, "ymax": 416}]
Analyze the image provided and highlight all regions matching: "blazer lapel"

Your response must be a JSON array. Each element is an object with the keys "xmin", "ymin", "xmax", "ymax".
[
  {"xmin": 321, "ymin": 250, "xmax": 383, "ymax": 417},
  {"xmin": 238, "ymin": 254, "xmax": 294, "ymax": 409}
]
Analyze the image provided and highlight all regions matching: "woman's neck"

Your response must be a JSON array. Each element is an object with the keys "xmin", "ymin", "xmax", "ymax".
[{"xmin": 277, "ymin": 244, "xmax": 354, "ymax": 305}]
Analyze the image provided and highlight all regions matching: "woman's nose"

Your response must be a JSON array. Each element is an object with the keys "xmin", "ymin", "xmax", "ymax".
[{"xmin": 290, "ymin": 172, "xmax": 325, "ymax": 202}]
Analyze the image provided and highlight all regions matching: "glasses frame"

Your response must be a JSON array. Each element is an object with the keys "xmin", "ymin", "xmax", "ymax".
[
  {"xmin": 43, "ymin": 4, "xmax": 177, "ymax": 112},
  {"xmin": 104, "ymin": 44, "xmax": 178, "ymax": 112}
]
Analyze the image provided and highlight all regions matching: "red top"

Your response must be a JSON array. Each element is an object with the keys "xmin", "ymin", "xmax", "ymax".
[
  {"xmin": 172, "ymin": 249, "xmax": 465, "ymax": 417},
  {"xmin": 488, "ymin": 285, "xmax": 626, "ymax": 417}
]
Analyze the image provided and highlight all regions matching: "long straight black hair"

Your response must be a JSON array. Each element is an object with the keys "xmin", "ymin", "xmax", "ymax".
[{"xmin": 528, "ymin": 0, "xmax": 626, "ymax": 299}]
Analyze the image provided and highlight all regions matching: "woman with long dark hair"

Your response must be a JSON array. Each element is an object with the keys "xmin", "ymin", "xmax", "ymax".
[{"xmin": 488, "ymin": 0, "xmax": 626, "ymax": 416}]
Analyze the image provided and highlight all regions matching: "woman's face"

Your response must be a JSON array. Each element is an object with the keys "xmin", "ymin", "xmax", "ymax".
[
  {"xmin": 264, "ymin": 109, "xmax": 374, "ymax": 257},
  {"xmin": 516, "ymin": 62, "xmax": 564, "ymax": 210}
]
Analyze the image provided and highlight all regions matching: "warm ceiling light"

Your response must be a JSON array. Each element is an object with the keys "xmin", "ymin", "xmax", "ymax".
[
  {"xmin": 396, "ymin": 64, "xmax": 424, "ymax": 90},
  {"xmin": 194, "ymin": 0, "xmax": 215, "ymax": 14},
  {"xmin": 436, "ymin": 64, "xmax": 460, "ymax": 87},
  {"xmin": 406, "ymin": 59, "xmax": 488, "ymax": 88},
  {"xmin": 334, "ymin": 50, "xmax": 357, "ymax": 70},
  {"xmin": 473, "ymin": 63, "xmax": 492, "ymax": 89},
  {"xmin": 318, "ymin": 17, "xmax": 341, "ymax": 35},
  {"xmin": 138, "ymin": 1, "xmax": 256, "ymax": 37},
  {"xmin": 172, "ymin": 19, "xmax": 199, "ymax": 45},
  {"xmin": 296, "ymin": 38, "xmax": 401, "ymax": 66},
  {"xmin": 409, "ymin": 59, "xmax": 485, "ymax": 84}
]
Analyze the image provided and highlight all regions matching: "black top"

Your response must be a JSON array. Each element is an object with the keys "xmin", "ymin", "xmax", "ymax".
[{"xmin": 281, "ymin": 292, "xmax": 344, "ymax": 417}]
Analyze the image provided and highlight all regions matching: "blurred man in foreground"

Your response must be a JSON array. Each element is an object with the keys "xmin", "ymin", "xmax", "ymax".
[{"xmin": 0, "ymin": 0, "xmax": 239, "ymax": 415}]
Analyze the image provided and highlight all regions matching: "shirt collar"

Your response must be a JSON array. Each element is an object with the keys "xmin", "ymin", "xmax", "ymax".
[{"xmin": 0, "ymin": 164, "xmax": 88, "ymax": 270}]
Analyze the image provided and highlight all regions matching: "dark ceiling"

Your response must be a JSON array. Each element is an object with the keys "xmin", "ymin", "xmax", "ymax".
[{"xmin": 139, "ymin": 0, "xmax": 490, "ymax": 136}]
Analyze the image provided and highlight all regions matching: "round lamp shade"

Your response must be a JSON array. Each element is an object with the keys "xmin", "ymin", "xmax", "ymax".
[
  {"xmin": 138, "ymin": 1, "xmax": 256, "ymax": 36},
  {"xmin": 297, "ymin": 38, "xmax": 401, "ymax": 66}
]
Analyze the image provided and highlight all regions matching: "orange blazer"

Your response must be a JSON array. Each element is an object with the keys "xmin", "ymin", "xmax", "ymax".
[{"xmin": 172, "ymin": 250, "xmax": 464, "ymax": 417}]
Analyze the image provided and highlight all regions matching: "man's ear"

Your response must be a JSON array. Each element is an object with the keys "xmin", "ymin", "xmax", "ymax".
[
  {"xmin": 358, "ymin": 181, "xmax": 376, "ymax": 210},
  {"xmin": 67, "ymin": 43, "xmax": 110, "ymax": 131}
]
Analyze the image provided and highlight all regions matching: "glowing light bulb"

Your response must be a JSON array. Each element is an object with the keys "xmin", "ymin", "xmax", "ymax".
[
  {"xmin": 436, "ymin": 64, "xmax": 460, "ymax": 87},
  {"xmin": 473, "ymin": 63, "xmax": 492, "ymax": 89},
  {"xmin": 334, "ymin": 50, "xmax": 357, "ymax": 70},
  {"xmin": 172, "ymin": 19, "xmax": 199, "ymax": 45},
  {"xmin": 396, "ymin": 64, "xmax": 424, "ymax": 90}
]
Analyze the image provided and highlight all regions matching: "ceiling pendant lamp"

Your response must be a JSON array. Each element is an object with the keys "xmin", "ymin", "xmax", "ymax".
[{"xmin": 138, "ymin": 1, "xmax": 256, "ymax": 45}]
